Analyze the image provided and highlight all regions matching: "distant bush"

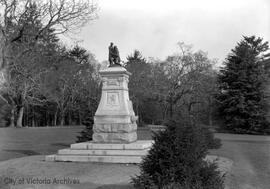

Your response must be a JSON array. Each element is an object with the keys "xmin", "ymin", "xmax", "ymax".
[
  {"xmin": 202, "ymin": 127, "xmax": 222, "ymax": 149},
  {"xmin": 0, "ymin": 100, "xmax": 10, "ymax": 127},
  {"xmin": 76, "ymin": 116, "xmax": 93, "ymax": 143},
  {"xmin": 131, "ymin": 119, "xmax": 224, "ymax": 189}
]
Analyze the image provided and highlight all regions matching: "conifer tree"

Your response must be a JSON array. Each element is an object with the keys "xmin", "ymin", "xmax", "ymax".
[
  {"xmin": 125, "ymin": 50, "xmax": 152, "ymax": 124},
  {"xmin": 217, "ymin": 36, "xmax": 269, "ymax": 133},
  {"xmin": 132, "ymin": 120, "xmax": 223, "ymax": 189}
]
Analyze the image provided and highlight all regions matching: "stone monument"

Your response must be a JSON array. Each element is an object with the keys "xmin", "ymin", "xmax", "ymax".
[
  {"xmin": 93, "ymin": 66, "xmax": 138, "ymax": 143},
  {"xmin": 45, "ymin": 43, "xmax": 153, "ymax": 163}
]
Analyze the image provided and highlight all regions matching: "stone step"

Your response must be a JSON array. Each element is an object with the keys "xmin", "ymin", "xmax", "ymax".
[
  {"xmin": 58, "ymin": 148, "xmax": 149, "ymax": 156},
  {"xmin": 46, "ymin": 154, "xmax": 143, "ymax": 163},
  {"xmin": 70, "ymin": 140, "xmax": 153, "ymax": 150},
  {"xmin": 45, "ymin": 140, "xmax": 154, "ymax": 163}
]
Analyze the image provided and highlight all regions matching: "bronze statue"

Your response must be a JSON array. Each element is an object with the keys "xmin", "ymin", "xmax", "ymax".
[{"xmin": 108, "ymin": 42, "xmax": 121, "ymax": 67}]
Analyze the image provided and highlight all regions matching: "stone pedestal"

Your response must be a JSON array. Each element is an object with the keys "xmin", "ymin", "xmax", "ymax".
[
  {"xmin": 93, "ymin": 66, "xmax": 138, "ymax": 143},
  {"xmin": 45, "ymin": 66, "xmax": 153, "ymax": 163}
]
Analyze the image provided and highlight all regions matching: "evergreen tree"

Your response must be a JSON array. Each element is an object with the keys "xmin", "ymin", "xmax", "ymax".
[
  {"xmin": 125, "ymin": 50, "xmax": 152, "ymax": 124},
  {"xmin": 217, "ymin": 36, "xmax": 269, "ymax": 133},
  {"xmin": 132, "ymin": 120, "xmax": 223, "ymax": 189},
  {"xmin": 76, "ymin": 111, "xmax": 94, "ymax": 142}
]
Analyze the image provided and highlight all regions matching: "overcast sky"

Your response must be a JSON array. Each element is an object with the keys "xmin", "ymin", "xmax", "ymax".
[{"xmin": 69, "ymin": 0, "xmax": 270, "ymax": 64}]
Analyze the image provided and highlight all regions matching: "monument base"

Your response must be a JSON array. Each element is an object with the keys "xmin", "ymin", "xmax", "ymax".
[{"xmin": 45, "ymin": 140, "xmax": 153, "ymax": 164}]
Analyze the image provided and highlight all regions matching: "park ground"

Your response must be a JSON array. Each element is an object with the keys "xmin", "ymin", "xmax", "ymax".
[{"xmin": 0, "ymin": 126, "xmax": 269, "ymax": 189}]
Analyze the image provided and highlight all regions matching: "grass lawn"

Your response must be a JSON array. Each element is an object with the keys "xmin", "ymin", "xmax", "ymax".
[
  {"xmin": 0, "ymin": 126, "xmax": 152, "ymax": 161},
  {"xmin": 211, "ymin": 133, "xmax": 270, "ymax": 189},
  {"xmin": 0, "ymin": 126, "xmax": 269, "ymax": 189}
]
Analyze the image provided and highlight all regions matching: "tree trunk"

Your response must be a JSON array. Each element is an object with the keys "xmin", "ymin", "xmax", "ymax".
[
  {"xmin": 208, "ymin": 98, "xmax": 213, "ymax": 127},
  {"xmin": 0, "ymin": 32, "xmax": 6, "ymax": 69},
  {"xmin": 68, "ymin": 110, "xmax": 72, "ymax": 125},
  {"xmin": 32, "ymin": 107, "xmax": 35, "ymax": 127},
  {"xmin": 16, "ymin": 106, "xmax": 24, "ymax": 127},
  {"xmin": 9, "ymin": 107, "xmax": 15, "ymax": 127},
  {"xmin": 188, "ymin": 102, "xmax": 193, "ymax": 123},
  {"xmin": 169, "ymin": 101, "xmax": 173, "ymax": 119},
  {"xmin": 45, "ymin": 111, "xmax": 47, "ymax": 127},
  {"xmin": 60, "ymin": 117, "xmax": 64, "ymax": 126},
  {"xmin": 54, "ymin": 109, "xmax": 58, "ymax": 126},
  {"xmin": 25, "ymin": 105, "xmax": 28, "ymax": 127},
  {"xmin": 32, "ymin": 118, "xmax": 35, "ymax": 127},
  {"xmin": 78, "ymin": 110, "xmax": 82, "ymax": 125},
  {"xmin": 162, "ymin": 104, "xmax": 168, "ymax": 122},
  {"xmin": 167, "ymin": 95, "xmax": 173, "ymax": 119},
  {"xmin": 136, "ymin": 98, "xmax": 139, "ymax": 117},
  {"xmin": 60, "ymin": 111, "xmax": 65, "ymax": 126},
  {"xmin": 209, "ymin": 111, "xmax": 213, "ymax": 127}
]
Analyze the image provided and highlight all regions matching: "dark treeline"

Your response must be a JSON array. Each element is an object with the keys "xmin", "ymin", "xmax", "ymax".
[
  {"xmin": 1, "ymin": 34, "xmax": 270, "ymax": 133},
  {"xmin": 0, "ymin": 41, "xmax": 101, "ymax": 127},
  {"xmin": 1, "ymin": 41, "xmax": 219, "ymax": 127}
]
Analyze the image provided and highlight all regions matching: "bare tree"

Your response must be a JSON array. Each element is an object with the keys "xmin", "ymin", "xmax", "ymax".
[
  {"xmin": 149, "ymin": 42, "xmax": 216, "ymax": 122},
  {"xmin": 0, "ymin": 0, "xmax": 98, "ymax": 127},
  {"xmin": 0, "ymin": 0, "xmax": 98, "ymax": 68}
]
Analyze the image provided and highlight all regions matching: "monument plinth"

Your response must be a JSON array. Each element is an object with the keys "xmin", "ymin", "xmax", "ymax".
[
  {"xmin": 45, "ymin": 64, "xmax": 153, "ymax": 163},
  {"xmin": 93, "ymin": 66, "xmax": 138, "ymax": 143}
]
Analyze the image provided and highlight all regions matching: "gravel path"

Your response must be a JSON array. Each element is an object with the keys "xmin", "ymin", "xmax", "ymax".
[
  {"xmin": 0, "ymin": 155, "xmax": 232, "ymax": 189},
  {"xmin": 0, "ymin": 155, "xmax": 138, "ymax": 189}
]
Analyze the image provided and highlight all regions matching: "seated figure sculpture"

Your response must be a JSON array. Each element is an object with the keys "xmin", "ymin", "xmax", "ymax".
[{"xmin": 108, "ymin": 42, "xmax": 121, "ymax": 67}]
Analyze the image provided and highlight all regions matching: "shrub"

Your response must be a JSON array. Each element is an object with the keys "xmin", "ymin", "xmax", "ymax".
[
  {"xmin": 131, "ymin": 120, "xmax": 224, "ymax": 189},
  {"xmin": 76, "ymin": 116, "xmax": 93, "ymax": 143},
  {"xmin": 0, "ymin": 101, "xmax": 10, "ymax": 127},
  {"xmin": 202, "ymin": 127, "xmax": 221, "ymax": 149}
]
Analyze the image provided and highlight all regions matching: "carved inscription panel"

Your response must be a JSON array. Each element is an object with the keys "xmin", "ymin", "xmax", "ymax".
[
  {"xmin": 107, "ymin": 78, "xmax": 120, "ymax": 86},
  {"xmin": 106, "ymin": 92, "xmax": 120, "ymax": 108}
]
